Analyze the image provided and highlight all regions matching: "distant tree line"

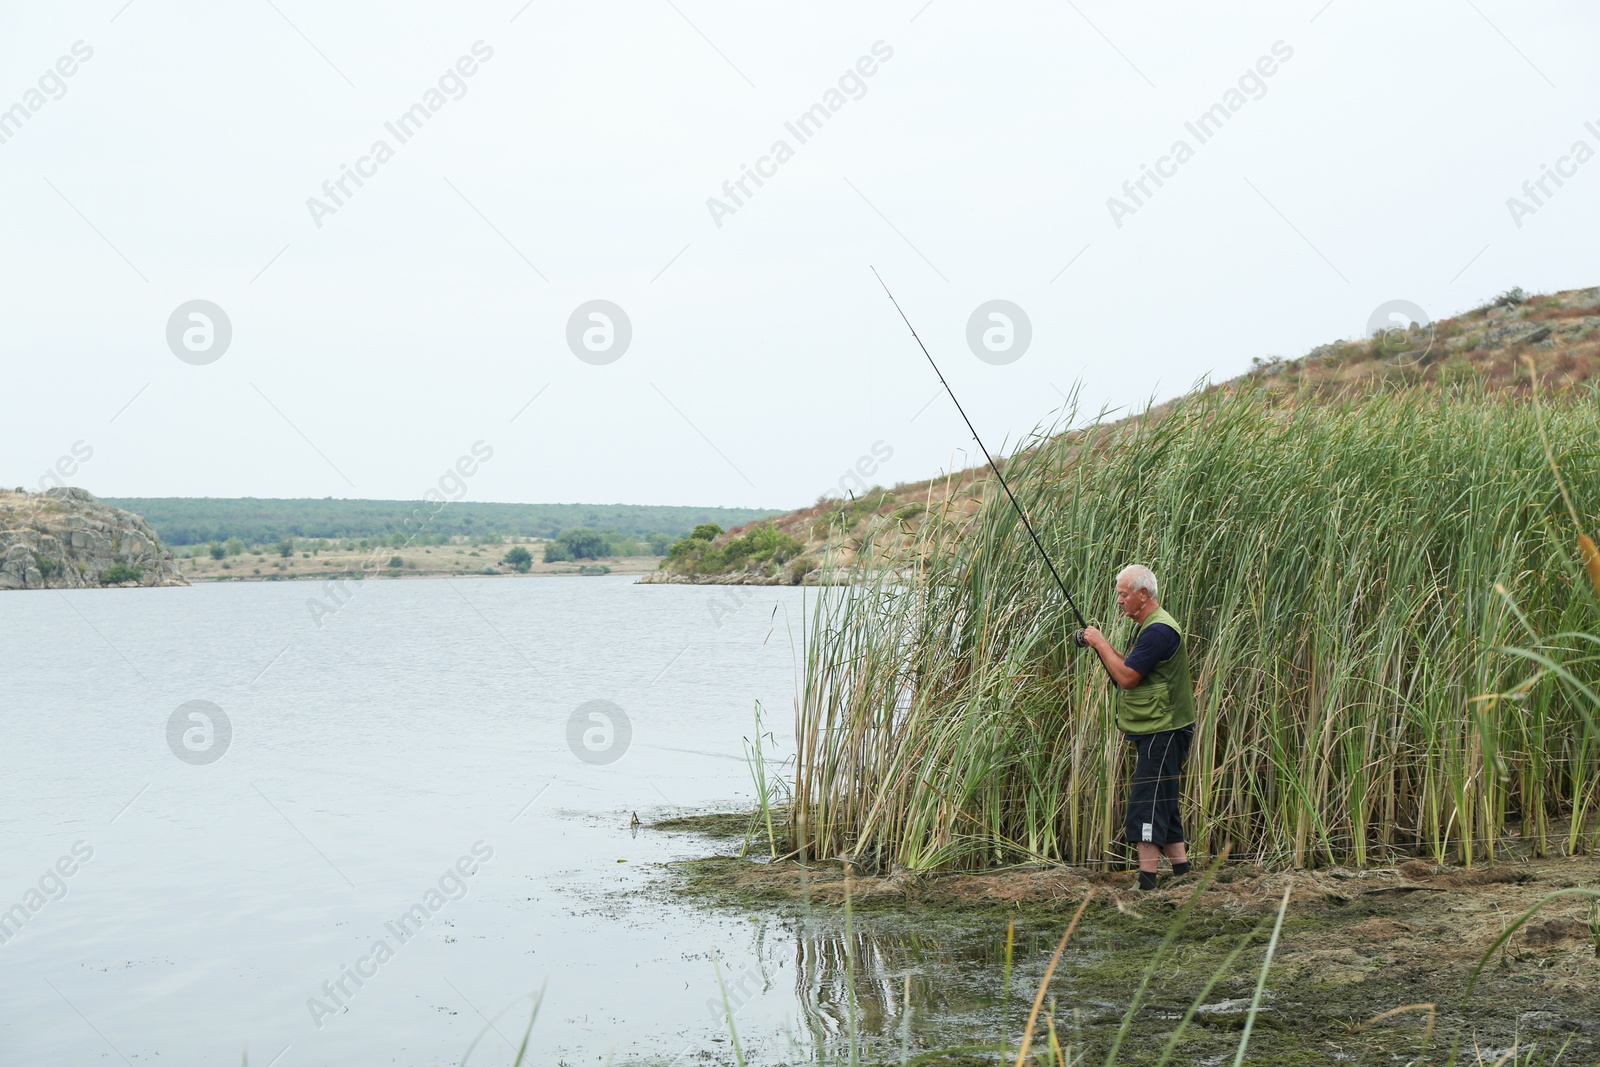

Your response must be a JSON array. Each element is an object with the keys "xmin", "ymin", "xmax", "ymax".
[
  {"xmin": 101, "ymin": 497, "xmax": 779, "ymax": 547},
  {"xmin": 169, "ymin": 527, "xmax": 680, "ymax": 571}
]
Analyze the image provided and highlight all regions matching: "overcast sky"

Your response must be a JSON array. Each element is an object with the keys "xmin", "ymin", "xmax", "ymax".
[{"xmin": 3, "ymin": 1, "xmax": 1596, "ymax": 509}]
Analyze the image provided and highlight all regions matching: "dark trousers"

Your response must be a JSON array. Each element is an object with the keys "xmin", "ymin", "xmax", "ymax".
[{"xmin": 1125, "ymin": 724, "xmax": 1193, "ymax": 847}]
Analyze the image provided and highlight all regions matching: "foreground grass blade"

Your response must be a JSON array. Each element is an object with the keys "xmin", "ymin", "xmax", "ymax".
[
  {"xmin": 1103, "ymin": 855, "xmax": 1225, "ymax": 1065},
  {"xmin": 460, "ymin": 985, "xmax": 544, "ymax": 1067},
  {"xmin": 1467, "ymin": 888, "xmax": 1600, "ymax": 997},
  {"xmin": 1232, "ymin": 885, "xmax": 1292, "ymax": 1067},
  {"xmin": 1014, "ymin": 891, "xmax": 1093, "ymax": 1067},
  {"xmin": 711, "ymin": 948, "xmax": 748, "ymax": 1066},
  {"xmin": 1153, "ymin": 919, "xmax": 1271, "ymax": 1067},
  {"xmin": 1351, "ymin": 1003, "xmax": 1437, "ymax": 1061},
  {"xmin": 1001, "ymin": 919, "xmax": 1015, "ymax": 1065}
]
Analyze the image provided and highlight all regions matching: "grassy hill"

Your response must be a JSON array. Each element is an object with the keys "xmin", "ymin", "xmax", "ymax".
[
  {"xmin": 744, "ymin": 283, "xmax": 1600, "ymax": 874},
  {"xmin": 659, "ymin": 285, "xmax": 1600, "ymax": 584},
  {"xmin": 97, "ymin": 498, "xmax": 780, "ymax": 548}
]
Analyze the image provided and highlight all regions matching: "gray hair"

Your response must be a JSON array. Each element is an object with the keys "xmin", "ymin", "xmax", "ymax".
[{"xmin": 1117, "ymin": 564, "xmax": 1158, "ymax": 600}]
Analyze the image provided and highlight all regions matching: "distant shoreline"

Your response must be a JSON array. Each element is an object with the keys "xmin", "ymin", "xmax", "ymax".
[
  {"xmin": 173, "ymin": 547, "xmax": 666, "ymax": 584},
  {"xmin": 183, "ymin": 569, "xmax": 646, "ymax": 583},
  {"xmin": 100, "ymin": 497, "xmax": 780, "ymax": 548}
]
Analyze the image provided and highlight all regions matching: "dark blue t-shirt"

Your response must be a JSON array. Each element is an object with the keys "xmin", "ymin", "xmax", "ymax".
[{"xmin": 1123, "ymin": 623, "xmax": 1179, "ymax": 681}]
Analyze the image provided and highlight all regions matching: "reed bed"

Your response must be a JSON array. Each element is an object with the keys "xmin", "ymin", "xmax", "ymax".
[{"xmin": 792, "ymin": 383, "xmax": 1600, "ymax": 871}]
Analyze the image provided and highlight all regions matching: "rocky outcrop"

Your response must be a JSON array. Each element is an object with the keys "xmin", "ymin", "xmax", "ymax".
[{"xmin": 0, "ymin": 487, "xmax": 187, "ymax": 589}]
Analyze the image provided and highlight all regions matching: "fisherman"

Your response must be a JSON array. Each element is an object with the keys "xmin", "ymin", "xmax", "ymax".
[{"xmin": 1078, "ymin": 565, "xmax": 1196, "ymax": 891}]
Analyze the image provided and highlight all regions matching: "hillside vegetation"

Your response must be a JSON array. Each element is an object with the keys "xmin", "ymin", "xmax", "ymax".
[
  {"xmin": 789, "ymin": 374, "xmax": 1600, "ymax": 872},
  {"xmin": 663, "ymin": 285, "xmax": 1600, "ymax": 584},
  {"xmin": 760, "ymin": 285, "xmax": 1600, "ymax": 873}
]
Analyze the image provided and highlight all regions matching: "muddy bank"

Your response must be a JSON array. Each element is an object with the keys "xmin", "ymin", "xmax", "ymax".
[{"xmin": 650, "ymin": 814, "xmax": 1600, "ymax": 1065}]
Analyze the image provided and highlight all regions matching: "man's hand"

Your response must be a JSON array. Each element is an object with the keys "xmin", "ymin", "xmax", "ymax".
[{"xmin": 1079, "ymin": 626, "xmax": 1142, "ymax": 689}]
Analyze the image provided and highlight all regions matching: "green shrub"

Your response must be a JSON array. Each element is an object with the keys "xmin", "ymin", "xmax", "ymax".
[
  {"xmin": 34, "ymin": 554, "xmax": 60, "ymax": 578},
  {"xmin": 542, "ymin": 542, "xmax": 571, "ymax": 563},
  {"xmin": 208, "ymin": 541, "xmax": 226, "ymax": 560},
  {"xmin": 504, "ymin": 546, "xmax": 533, "ymax": 572},
  {"xmin": 690, "ymin": 523, "xmax": 723, "ymax": 541},
  {"xmin": 666, "ymin": 537, "xmax": 703, "ymax": 562},
  {"xmin": 719, "ymin": 523, "xmax": 802, "ymax": 569},
  {"xmin": 277, "ymin": 540, "xmax": 295, "ymax": 557},
  {"xmin": 578, "ymin": 564, "xmax": 611, "ymax": 575},
  {"xmin": 225, "ymin": 537, "xmax": 246, "ymax": 556},
  {"xmin": 99, "ymin": 563, "xmax": 142, "ymax": 584},
  {"xmin": 662, "ymin": 522, "xmax": 802, "ymax": 576},
  {"xmin": 555, "ymin": 528, "xmax": 608, "ymax": 560}
]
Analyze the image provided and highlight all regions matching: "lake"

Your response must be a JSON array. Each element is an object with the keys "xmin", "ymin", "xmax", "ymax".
[{"xmin": 0, "ymin": 575, "xmax": 1052, "ymax": 1065}]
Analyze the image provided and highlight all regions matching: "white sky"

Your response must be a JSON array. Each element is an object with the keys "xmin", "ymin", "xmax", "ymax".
[{"xmin": 2, "ymin": 1, "xmax": 1596, "ymax": 509}]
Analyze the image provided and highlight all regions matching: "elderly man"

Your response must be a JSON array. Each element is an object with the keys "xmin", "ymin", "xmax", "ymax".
[{"xmin": 1080, "ymin": 565, "xmax": 1196, "ymax": 891}]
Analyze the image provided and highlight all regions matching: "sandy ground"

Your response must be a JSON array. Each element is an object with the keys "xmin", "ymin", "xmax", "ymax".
[{"xmin": 171, "ymin": 542, "xmax": 665, "ymax": 582}]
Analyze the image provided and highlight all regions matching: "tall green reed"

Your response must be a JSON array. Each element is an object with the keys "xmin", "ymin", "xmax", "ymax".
[{"xmin": 793, "ymin": 382, "xmax": 1600, "ymax": 871}]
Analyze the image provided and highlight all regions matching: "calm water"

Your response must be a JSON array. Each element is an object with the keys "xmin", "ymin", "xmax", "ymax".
[{"xmin": 0, "ymin": 576, "xmax": 1054, "ymax": 1065}]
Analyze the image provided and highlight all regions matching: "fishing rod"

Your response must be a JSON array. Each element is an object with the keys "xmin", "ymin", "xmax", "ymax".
[{"xmin": 871, "ymin": 268, "xmax": 1112, "ymax": 680}]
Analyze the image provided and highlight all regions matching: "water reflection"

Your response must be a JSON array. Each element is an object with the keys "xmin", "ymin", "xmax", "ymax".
[{"xmin": 785, "ymin": 912, "xmax": 1076, "ymax": 1058}]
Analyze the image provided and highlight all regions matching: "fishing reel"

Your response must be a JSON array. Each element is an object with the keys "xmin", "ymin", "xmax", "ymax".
[{"xmin": 1070, "ymin": 625, "xmax": 1099, "ymax": 649}]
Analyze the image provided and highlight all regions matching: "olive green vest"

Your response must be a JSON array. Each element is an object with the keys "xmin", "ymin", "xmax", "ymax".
[{"xmin": 1115, "ymin": 605, "xmax": 1197, "ymax": 735}]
